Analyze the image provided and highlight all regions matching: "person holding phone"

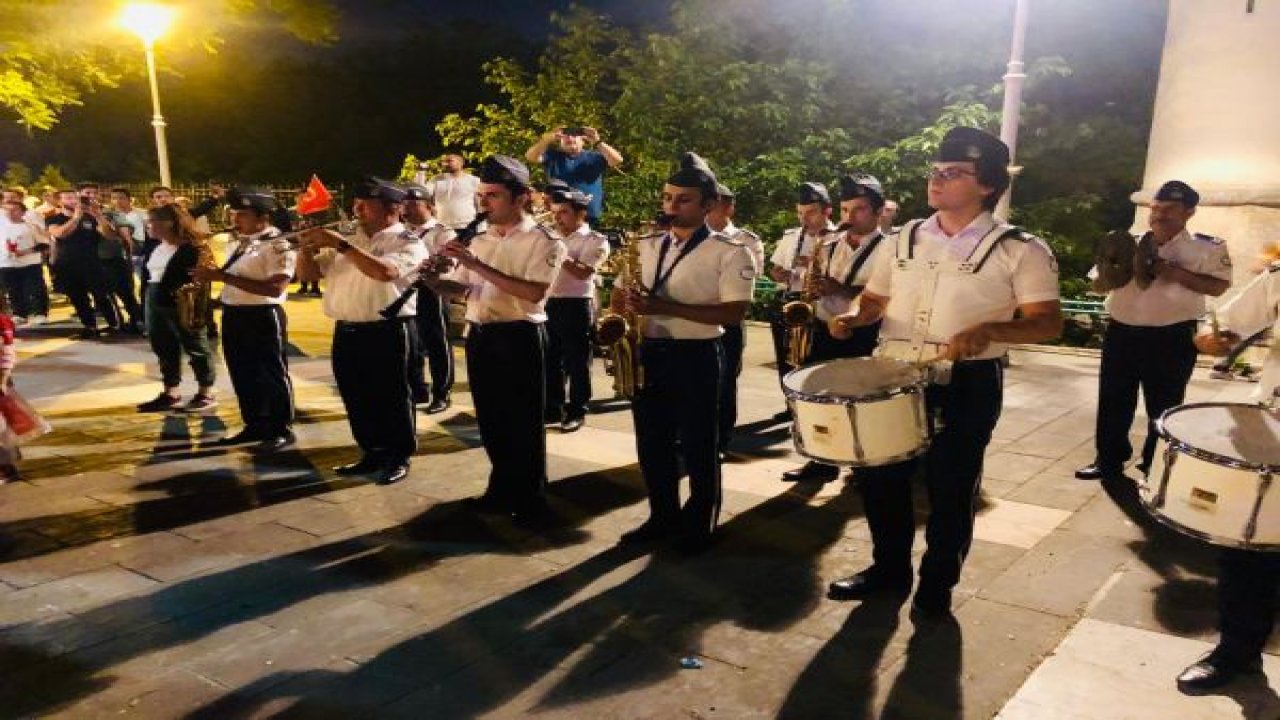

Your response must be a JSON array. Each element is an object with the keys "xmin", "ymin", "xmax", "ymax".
[{"xmin": 525, "ymin": 124, "xmax": 624, "ymax": 225}]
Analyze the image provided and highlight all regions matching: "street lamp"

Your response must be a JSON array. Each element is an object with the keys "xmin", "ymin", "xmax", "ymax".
[
  {"xmin": 119, "ymin": 3, "xmax": 178, "ymax": 186},
  {"xmin": 996, "ymin": 0, "xmax": 1029, "ymax": 220}
]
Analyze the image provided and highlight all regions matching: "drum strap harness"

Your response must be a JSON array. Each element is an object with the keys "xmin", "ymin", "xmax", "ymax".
[{"xmin": 827, "ymin": 230, "xmax": 884, "ymax": 288}]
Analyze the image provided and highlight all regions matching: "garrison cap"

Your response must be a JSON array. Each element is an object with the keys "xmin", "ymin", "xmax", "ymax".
[
  {"xmin": 937, "ymin": 127, "xmax": 1010, "ymax": 175},
  {"xmin": 666, "ymin": 152, "xmax": 718, "ymax": 195},
  {"xmin": 402, "ymin": 183, "xmax": 433, "ymax": 202},
  {"xmin": 797, "ymin": 182, "xmax": 830, "ymax": 206},
  {"xmin": 837, "ymin": 174, "xmax": 884, "ymax": 205},
  {"xmin": 1154, "ymin": 180, "xmax": 1200, "ymax": 208},
  {"xmin": 715, "ymin": 182, "xmax": 735, "ymax": 201},
  {"xmin": 226, "ymin": 187, "xmax": 275, "ymax": 214},
  {"xmin": 549, "ymin": 188, "xmax": 592, "ymax": 209},
  {"xmin": 477, "ymin": 155, "xmax": 531, "ymax": 190},
  {"xmin": 353, "ymin": 176, "xmax": 407, "ymax": 203}
]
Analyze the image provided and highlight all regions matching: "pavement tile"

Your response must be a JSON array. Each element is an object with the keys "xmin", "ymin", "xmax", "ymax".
[
  {"xmin": 972, "ymin": 497, "xmax": 1072, "ymax": 550},
  {"xmin": 978, "ymin": 528, "xmax": 1136, "ymax": 618},
  {"xmin": 0, "ymin": 566, "xmax": 158, "ymax": 626},
  {"xmin": 1005, "ymin": 468, "xmax": 1101, "ymax": 512}
]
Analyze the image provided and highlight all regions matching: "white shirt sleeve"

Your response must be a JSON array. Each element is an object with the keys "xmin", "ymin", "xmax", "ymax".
[
  {"xmin": 524, "ymin": 236, "xmax": 567, "ymax": 285},
  {"xmin": 583, "ymin": 235, "xmax": 610, "ymax": 269},
  {"xmin": 1012, "ymin": 238, "xmax": 1061, "ymax": 305},
  {"xmin": 1197, "ymin": 240, "xmax": 1234, "ymax": 282},
  {"xmin": 1217, "ymin": 270, "xmax": 1280, "ymax": 339},
  {"xmin": 769, "ymin": 233, "xmax": 793, "ymax": 268},
  {"xmin": 719, "ymin": 245, "xmax": 757, "ymax": 303}
]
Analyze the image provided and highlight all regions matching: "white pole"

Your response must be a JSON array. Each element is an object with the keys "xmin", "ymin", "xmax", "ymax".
[
  {"xmin": 996, "ymin": 0, "xmax": 1029, "ymax": 220},
  {"xmin": 144, "ymin": 42, "xmax": 172, "ymax": 187}
]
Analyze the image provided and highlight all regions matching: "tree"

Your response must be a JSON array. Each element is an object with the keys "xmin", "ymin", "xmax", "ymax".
[
  {"xmin": 0, "ymin": 0, "xmax": 337, "ymax": 130},
  {"xmin": 34, "ymin": 164, "xmax": 71, "ymax": 191},
  {"xmin": 1, "ymin": 162, "xmax": 33, "ymax": 189}
]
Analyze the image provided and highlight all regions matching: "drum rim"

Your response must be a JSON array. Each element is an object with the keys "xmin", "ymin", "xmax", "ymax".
[
  {"xmin": 1137, "ymin": 492, "xmax": 1280, "ymax": 552},
  {"xmin": 1156, "ymin": 401, "xmax": 1280, "ymax": 473},
  {"xmin": 782, "ymin": 358, "xmax": 927, "ymax": 403},
  {"xmin": 790, "ymin": 422, "xmax": 931, "ymax": 467}
]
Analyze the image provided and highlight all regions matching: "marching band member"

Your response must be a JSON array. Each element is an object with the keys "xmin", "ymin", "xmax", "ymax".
[
  {"xmin": 544, "ymin": 187, "xmax": 609, "ymax": 433},
  {"xmin": 424, "ymin": 156, "xmax": 567, "ymax": 524},
  {"xmin": 1076, "ymin": 181, "xmax": 1231, "ymax": 481},
  {"xmin": 827, "ymin": 128, "xmax": 1062, "ymax": 616},
  {"xmin": 768, "ymin": 183, "xmax": 838, "ymax": 417},
  {"xmin": 705, "ymin": 182, "xmax": 763, "ymax": 457},
  {"xmin": 304, "ymin": 177, "xmax": 426, "ymax": 486},
  {"xmin": 1177, "ymin": 270, "xmax": 1280, "ymax": 692},
  {"xmin": 197, "ymin": 188, "xmax": 298, "ymax": 452},
  {"xmin": 781, "ymin": 173, "xmax": 891, "ymax": 483},
  {"xmin": 401, "ymin": 183, "xmax": 457, "ymax": 413},
  {"xmin": 615, "ymin": 153, "xmax": 755, "ymax": 553}
]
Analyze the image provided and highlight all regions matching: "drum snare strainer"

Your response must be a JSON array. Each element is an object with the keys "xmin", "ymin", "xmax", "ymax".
[{"xmin": 1141, "ymin": 402, "xmax": 1280, "ymax": 551}]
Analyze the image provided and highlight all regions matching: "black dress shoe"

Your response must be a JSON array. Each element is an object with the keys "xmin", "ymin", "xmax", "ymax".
[
  {"xmin": 425, "ymin": 395, "xmax": 452, "ymax": 414},
  {"xmin": 782, "ymin": 461, "xmax": 840, "ymax": 483},
  {"xmin": 560, "ymin": 416, "xmax": 584, "ymax": 433},
  {"xmin": 827, "ymin": 570, "xmax": 912, "ymax": 600},
  {"xmin": 333, "ymin": 457, "xmax": 381, "ymax": 476},
  {"xmin": 254, "ymin": 432, "xmax": 297, "ymax": 453},
  {"xmin": 618, "ymin": 519, "xmax": 679, "ymax": 546},
  {"xmin": 412, "ymin": 389, "xmax": 432, "ymax": 406},
  {"xmin": 1177, "ymin": 650, "xmax": 1262, "ymax": 693},
  {"xmin": 1074, "ymin": 462, "xmax": 1123, "ymax": 480},
  {"xmin": 209, "ymin": 428, "xmax": 263, "ymax": 447},
  {"xmin": 376, "ymin": 462, "xmax": 410, "ymax": 486}
]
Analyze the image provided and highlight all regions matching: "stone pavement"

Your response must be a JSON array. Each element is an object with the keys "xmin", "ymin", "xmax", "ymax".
[{"xmin": 0, "ymin": 297, "xmax": 1277, "ymax": 719}]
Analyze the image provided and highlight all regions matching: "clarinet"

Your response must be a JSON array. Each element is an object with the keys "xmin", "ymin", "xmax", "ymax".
[{"xmin": 380, "ymin": 213, "xmax": 488, "ymax": 320}]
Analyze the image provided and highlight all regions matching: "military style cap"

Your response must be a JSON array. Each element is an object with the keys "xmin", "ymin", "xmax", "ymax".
[
  {"xmin": 402, "ymin": 183, "xmax": 433, "ymax": 202},
  {"xmin": 797, "ymin": 182, "xmax": 830, "ymax": 206},
  {"xmin": 226, "ymin": 187, "xmax": 275, "ymax": 213},
  {"xmin": 937, "ymin": 127, "xmax": 1010, "ymax": 174},
  {"xmin": 666, "ymin": 152, "xmax": 718, "ymax": 194},
  {"xmin": 549, "ymin": 188, "xmax": 592, "ymax": 209},
  {"xmin": 715, "ymin": 182, "xmax": 735, "ymax": 200},
  {"xmin": 539, "ymin": 179, "xmax": 572, "ymax": 194},
  {"xmin": 478, "ymin": 155, "xmax": 531, "ymax": 189},
  {"xmin": 1154, "ymin": 180, "xmax": 1199, "ymax": 208},
  {"xmin": 354, "ymin": 176, "xmax": 408, "ymax": 203},
  {"xmin": 838, "ymin": 174, "xmax": 884, "ymax": 203}
]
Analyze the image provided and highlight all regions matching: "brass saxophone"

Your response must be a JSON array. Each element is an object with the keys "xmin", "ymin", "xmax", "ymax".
[
  {"xmin": 597, "ymin": 232, "xmax": 645, "ymax": 398},
  {"xmin": 782, "ymin": 242, "xmax": 826, "ymax": 367},
  {"xmin": 176, "ymin": 236, "xmax": 218, "ymax": 332}
]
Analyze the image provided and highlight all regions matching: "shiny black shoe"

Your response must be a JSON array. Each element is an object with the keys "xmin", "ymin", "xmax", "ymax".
[
  {"xmin": 560, "ymin": 416, "xmax": 585, "ymax": 433},
  {"xmin": 827, "ymin": 569, "xmax": 912, "ymax": 600},
  {"xmin": 425, "ymin": 394, "xmax": 451, "ymax": 414},
  {"xmin": 376, "ymin": 462, "xmax": 410, "ymax": 486},
  {"xmin": 1177, "ymin": 650, "xmax": 1262, "ymax": 693},
  {"xmin": 254, "ymin": 432, "xmax": 297, "ymax": 453},
  {"xmin": 782, "ymin": 461, "xmax": 839, "ymax": 483},
  {"xmin": 1074, "ymin": 462, "xmax": 1123, "ymax": 481},
  {"xmin": 208, "ymin": 428, "xmax": 263, "ymax": 448},
  {"xmin": 333, "ymin": 457, "xmax": 381, "ymax": 476},
  {"xmin": 618, "ymin": 519, "xmax": 679, "ymax": 546}
]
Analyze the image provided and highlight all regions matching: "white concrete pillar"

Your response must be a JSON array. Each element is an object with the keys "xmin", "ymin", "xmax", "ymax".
[{"xmin": 1133, "ymin": 0, "xmax": 1280, "ymax": 283}]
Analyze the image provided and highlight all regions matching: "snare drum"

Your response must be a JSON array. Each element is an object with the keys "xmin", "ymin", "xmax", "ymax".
[
  {"xmin": 1141, "ymin": 402, "xmax": 1280, "ymax": 551},
  {"xmin": 783, "ymin": 357, "xmax": 930, "ymax": 467}
]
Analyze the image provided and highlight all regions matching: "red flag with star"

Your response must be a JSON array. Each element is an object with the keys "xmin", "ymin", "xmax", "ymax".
[{"xmin": 296, "ymin": 174, "xmax": 332, "ymax": 216}]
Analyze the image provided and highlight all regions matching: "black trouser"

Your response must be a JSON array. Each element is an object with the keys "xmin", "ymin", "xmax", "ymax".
[
  {"xmin": 466, "ymin": 321, "xmax": 548, "ymax": 511},
  {"xmin": 101, "ymin": 257, "xmax": 141, "ymax": 326},
  {"xmin": 332, "ymin": 318, "xmax": 416, "ymax": 465},
  {"xmin": 856, "ymin": 359, "xmax": 1003, "ymax": 591},
  {"xmin": 1095, "ymin": 320, "xmax": 1198, "ymax": 471},
  {"xmin": 807, "ymin": 318, "xmax": 880, "ymax": 364},
  {"xmin": 717, "ymin": 323, "xmax": 745, "ymax": 452},
  {"xmin": 769, "ymin": 317, "xmax": 795, "ymax": 381},
  {"xmin": 223, "ymin": 305, "xmax": 294, "ymax": 437},
  {"xmin": 0, "ymin": 265, "xmax": 49, "ymax": 318},
  {"xmin": 1218, "ymin": 549, "xmax": 1279, "ymax": 660},
  {"xmin": 145, "ymin": 285, "xmax": 216, "ymax": 388},
  {"xmin": 411, "ymin": 289, "xmax": 453, "ymax": 400},
  {"xmin": 632, "ymin": 338, "xmax": 724, "ymax": 540},
  {"xmin": 57, "ymin": 257, "xmax": 119, "ymax": 329},
  {"xmin": 544, "ymin": 297, "xmax": 594, "ymax": 420},
  {"xmin": 406, "ymin": 319, "xmax": 430, "ymax": 401}
]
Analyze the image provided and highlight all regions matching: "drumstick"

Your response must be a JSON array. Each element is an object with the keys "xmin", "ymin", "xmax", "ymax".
[{"xmin": 1209, "ymin": 309, "xmax": 1221, "ymax": 336}]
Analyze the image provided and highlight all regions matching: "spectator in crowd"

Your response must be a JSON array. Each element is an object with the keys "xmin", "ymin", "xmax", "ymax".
[
  {"xmin": 104, "ymin": 188, "xmax": 146, "ymax": 334},
  {"xmin": 423, "ymin": 154, "xmax": 481, "ymax": 230},
  {"xmin": 525, "ymin": 125, "xmax": 624, "ymax": 225},
  {"xmin": 0, "ymin": 198, "xmax": 50, "ymax": 325},
  {"xmin": 47, "ymin": 184, "xmax": 121, "ymax": 339}
]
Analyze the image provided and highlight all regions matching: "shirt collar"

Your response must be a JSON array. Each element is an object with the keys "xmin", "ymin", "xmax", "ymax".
[{"xmin": 922, "ymin": 211, "xmax": 996, "ymax": 241}]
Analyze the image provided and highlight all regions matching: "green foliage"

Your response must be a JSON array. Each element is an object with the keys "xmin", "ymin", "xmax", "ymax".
[
  {"xmin": 1, "ymin": 162, "xmax": 33, "ymax": 189},
  {"xmin": 34, "ymin": 164, "xmax": 71, "ymax": 191}
]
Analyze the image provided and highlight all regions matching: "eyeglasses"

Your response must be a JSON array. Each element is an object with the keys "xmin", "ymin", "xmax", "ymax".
[{"xmin": 927, "ymin": 167, "xmax": 977, "ymax": 182}]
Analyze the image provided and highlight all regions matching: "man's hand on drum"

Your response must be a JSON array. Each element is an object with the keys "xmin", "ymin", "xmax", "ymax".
[
  {"xmin": 1194, "ymin": 330, "xmax": 1240, "ymax": 356},
  {"xmin": 945, "ymin": 324, "xmax": 993, "ymax": 361}
]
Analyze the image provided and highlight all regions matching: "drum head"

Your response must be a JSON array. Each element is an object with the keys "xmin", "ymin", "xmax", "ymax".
[
  {"xmin": 783, "ymin": 357, "xmax": 923, "ymax": 399},
  {"xmin": 1161, "ymin": 403, "xmax": 1280, "ymax": 469}
]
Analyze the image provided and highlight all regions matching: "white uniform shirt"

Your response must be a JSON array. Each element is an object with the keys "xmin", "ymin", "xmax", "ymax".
[
  {"xmin": 0, "ymin": 220, "xmax": 47, "ymax": 269},
  {"xmin": 637, "ymin": 226, "xmax": 756, "ymax": 340},
  {"xmin": 549, "ymin": 224, "xmax": 610, "ymax": 299},
  {"xmin": 450, "ymin": 215, "xmax": 566, "ymax": 324},
  {"xmin": 1214, "ymin": 266, "xmax": 1280, "ymax": 399},
  {"xmin": 866, "ymin": 212, "xmax": 1060, "ymax": 361},
  {"xmin": 406, "ymin": 219, "xmax": 456, "ymax": 256},
  {"xmin": 321, "ymin": 222, "xmax": 428, "ymax": 322},
  {"xmin": 770, "ymin": 224, "xmax": 835, "ymax": 293},
  {"xmin": 220, "ymin": 227, "xmax": 297, "ymax": 306},
  {"xmin": 815, "ymin": 230, "xmax": 889, "ymax": 322},
  {"xmin": 721, "ymin": 222, "xmax": 764, "ymax": 274},
  {"xmin": 428, "ymin": 173, "xmax": 481, "ymax": 229},
  {"xmin": 1104, "ymin": 229, "xmax": 1233, "ymax": 327}
]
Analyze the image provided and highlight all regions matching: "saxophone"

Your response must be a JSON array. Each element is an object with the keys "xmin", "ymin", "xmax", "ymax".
[
  {"xmin": 597, "ymin": 232, "xmax": 645, "ymax": 398},
  {"xmin": 176, "ymin": 236, "xmax": 219, "ymax": 333},
  {"xmin": 782, "ymin": 242, "xmax": 825, "ymax": 367}
]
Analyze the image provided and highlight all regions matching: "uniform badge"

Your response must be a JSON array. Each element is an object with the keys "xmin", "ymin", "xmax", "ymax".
[
  {"xmin": 739, "ymin": 267, "xmax": 757, "ymax": 280},
  {"xmin": 547, "ymin": 250, "xmax": 560, "ymax": 267}
]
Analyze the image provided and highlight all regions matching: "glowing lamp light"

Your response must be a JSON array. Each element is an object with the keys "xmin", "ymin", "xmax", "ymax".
[{"xmin": 119, "ymin": 3, "xmax": 177, "ymax": 46}]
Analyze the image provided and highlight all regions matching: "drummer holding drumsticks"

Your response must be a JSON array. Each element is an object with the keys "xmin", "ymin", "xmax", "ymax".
[
  {"xmin": 1178, "ymin": 269, "xmax": 1280, "ymax": 692},
  {"xmin": 825, "ymin": 127, "xmax": 1062, "ymax": 617}
]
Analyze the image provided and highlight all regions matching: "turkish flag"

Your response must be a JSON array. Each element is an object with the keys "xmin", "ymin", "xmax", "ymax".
[{"xmin": 296, "ymin": 174, "xmax": 333, "ymax": 216}]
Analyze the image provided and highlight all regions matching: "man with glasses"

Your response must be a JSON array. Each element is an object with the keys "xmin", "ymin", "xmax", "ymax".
[{"xmin": 825, "ymin": 128, "xmax": 1062, "ymax": 618}]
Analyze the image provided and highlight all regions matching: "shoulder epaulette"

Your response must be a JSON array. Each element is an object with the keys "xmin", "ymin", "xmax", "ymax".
[
  {"xmin": 712, "ymin": 231, "xmax": 743, "ymax": 247},
  {"xmin": 737, "ymin": 229, "xmax": 761, "ymax": 242},
  {"xmin": 1194, "ymin": 232, "xmax": 1224, "ymax": 245}
]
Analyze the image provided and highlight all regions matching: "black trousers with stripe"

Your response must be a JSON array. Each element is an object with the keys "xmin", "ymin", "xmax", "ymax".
[
  {"xmin": 221, "ymin": 304, "xmax": 294, "ymax": 436},
  {"xmin": 411, "ymin": 289, "xmax": 454, "ymax": 400},
  {"xmin": 332, "ymin": 318, "xmax": 416, "ymax": 464}
]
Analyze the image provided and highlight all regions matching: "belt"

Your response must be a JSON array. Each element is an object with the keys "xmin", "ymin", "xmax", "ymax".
[
  {"xmin": 467, "ymin": 320, "xmax": 539, "ymax": 335},
  {"xmin": 336, "ymin": 317, "xmax": 409, "ymax": 328}
]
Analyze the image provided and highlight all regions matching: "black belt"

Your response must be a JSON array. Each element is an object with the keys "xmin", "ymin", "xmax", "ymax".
[
  {"xmin": 336, "ymin": 317, "xmax": 410, "ymax": 329},
  {"xmin": 468, "ymin": 320, "xmax": 539, "ymax": 335},
  {"xmin": 1109, "ymin": 319, "xmax": 1197, "ymax": 332}
]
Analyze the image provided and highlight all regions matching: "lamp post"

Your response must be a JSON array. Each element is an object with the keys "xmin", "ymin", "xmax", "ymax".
[
  {"xmin": 120, "ymin": 3, "xmax": 178, "ymax": 187},
  {"xmin": 996, "ymin": 0, "xmax": 1029, "ymax": 220}
]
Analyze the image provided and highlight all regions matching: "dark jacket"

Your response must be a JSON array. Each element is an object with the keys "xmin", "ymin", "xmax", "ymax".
[{"xmin": 140, "ymin": 242, "xmax": 200, "ymax": 308}]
